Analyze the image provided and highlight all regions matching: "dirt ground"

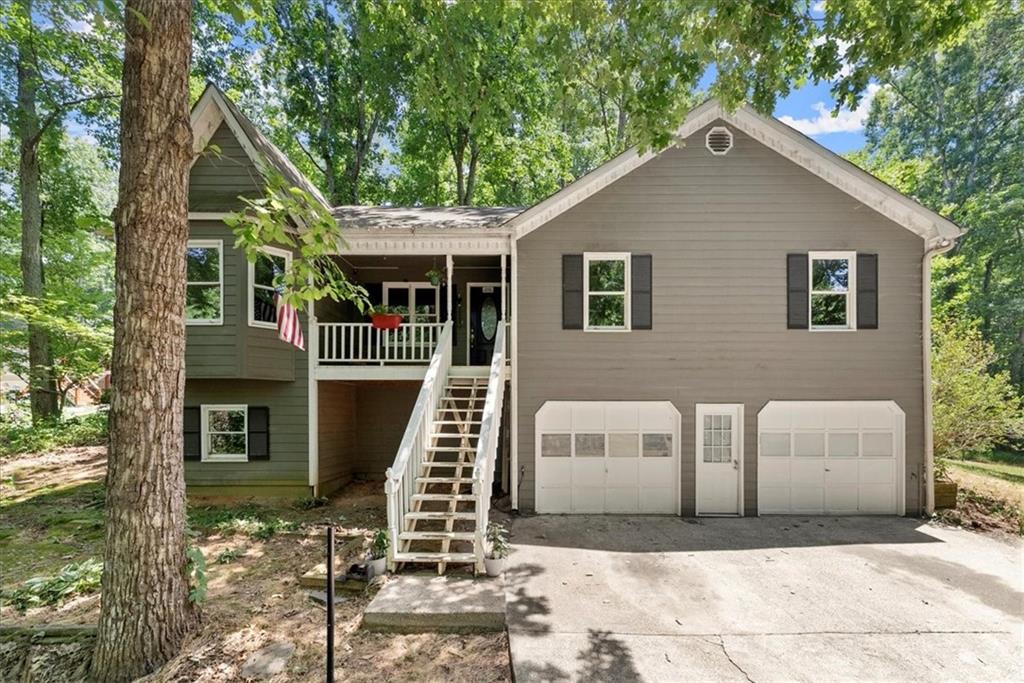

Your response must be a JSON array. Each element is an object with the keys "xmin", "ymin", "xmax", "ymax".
[
  {"xmin": 934, "ymin": 467, "xmax": 1024, "ymax": 536},
  {"xmin": 0, "ymin": 448, "xmax": 511, "ymax": 682}
]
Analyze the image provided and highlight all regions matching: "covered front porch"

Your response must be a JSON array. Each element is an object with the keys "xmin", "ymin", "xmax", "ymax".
[{"xmin": 312, "ymin": 253, "xmax": 509, "ymax": 379}]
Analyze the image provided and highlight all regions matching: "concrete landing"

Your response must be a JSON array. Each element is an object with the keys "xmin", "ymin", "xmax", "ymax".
[{"xmin": 362, "ymin": 574, "xmax": 506, "ymax": 633}]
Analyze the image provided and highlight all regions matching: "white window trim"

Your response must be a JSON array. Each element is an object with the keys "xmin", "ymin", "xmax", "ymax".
[
  {"xmin": 200, "ymin": 404, "xmax": 248, "ymax": 463},
  {"xmin": 186, "ymin": 239, "xmax": 224, "ymax": 326},
  {"xmin": 248, "ymin": 245, "xmax": 292, "ymax": 329},
  {"xmin": 383, "ymin": 282, "xmax": 440, "ymax": 324},
  {"xmin": 808, "ymin": 250, "xmax": 857, "ymax": 331},
  {"xmin": 583, "ymin": 252, "xmax": 631, "ymax": 332}
]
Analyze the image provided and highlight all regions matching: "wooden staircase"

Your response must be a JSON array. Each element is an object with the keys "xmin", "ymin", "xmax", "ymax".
[{"xmin": 396, "ymin": 373, "xmax": 488, "ymax": 573}]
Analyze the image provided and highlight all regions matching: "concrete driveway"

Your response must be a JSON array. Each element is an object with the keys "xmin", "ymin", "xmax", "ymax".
[{"xmin": 504, "ymin": 516, "xmax": 1023, "ymax": 682}]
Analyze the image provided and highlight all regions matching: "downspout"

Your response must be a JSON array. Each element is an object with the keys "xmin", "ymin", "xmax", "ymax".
[{"xmin": 922, "ymin": 236, "xmax": 955, "ymax": 516}]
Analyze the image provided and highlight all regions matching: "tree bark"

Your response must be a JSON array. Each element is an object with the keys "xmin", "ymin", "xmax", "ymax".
[
  {"xmin": 16, "ymin": 0, "xmax": 60, "ymax": 423},
  {"xmin": 90, "ymin": 1, "xmax": 196, "ymax": 680}
]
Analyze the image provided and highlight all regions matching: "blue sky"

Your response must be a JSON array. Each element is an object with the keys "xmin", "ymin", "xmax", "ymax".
[{"xmin": 773, "ymin": 80, "xmax": 876, "ymax": 154}]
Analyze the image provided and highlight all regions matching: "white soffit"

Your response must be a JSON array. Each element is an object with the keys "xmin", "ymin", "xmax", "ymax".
[{"xmin": 508, "ymin": 99, "xmax": 962, "ymax": 244}]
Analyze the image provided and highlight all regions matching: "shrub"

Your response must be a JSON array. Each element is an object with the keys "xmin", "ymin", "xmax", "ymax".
[
  {"xmin": 932, "ymin": 322, "xmax": 1024, "ymax": 459},
  {"xmin": 2, "ymin": 558, "xmax": 103, "ymax": 612},
  {"xmin": 0, "ymin": 408, "xmax": 108, "ymax": 457}
]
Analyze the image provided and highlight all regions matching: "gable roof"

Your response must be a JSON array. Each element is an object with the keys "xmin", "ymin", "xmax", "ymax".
[
  {"xmin": 507, "ymin": 99, "xmax": 962, "ymax": 246},
  {"xmin": 190, "ymin": 83, "xmax": 330, "ymax": 211},
  {"xmin": 333, "ymin": 205, "xmax": 522, "ymax": 232}
]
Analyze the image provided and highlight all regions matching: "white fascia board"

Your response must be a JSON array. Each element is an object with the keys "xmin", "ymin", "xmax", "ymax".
[{"xmin": 509, "ymin": 99, "xmax": 963, "ymax": 244}]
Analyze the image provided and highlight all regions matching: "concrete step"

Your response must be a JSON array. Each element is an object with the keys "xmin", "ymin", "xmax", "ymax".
[{"xmin": 362, "ymin": 574, "xmax": 505, "ymax": 633}]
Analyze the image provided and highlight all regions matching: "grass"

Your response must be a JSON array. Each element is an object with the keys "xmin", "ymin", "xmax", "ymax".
[
  {"xmin": 947, "ymin": 449, "xmax": 1024, "ymax": 487},
  {"xmin": 0, "ymin": 410, "xmax": 108, "ymax": 457},
  {"xmin": 937, "ymin": 449, "xmax": 1023, "ymax": 536}
]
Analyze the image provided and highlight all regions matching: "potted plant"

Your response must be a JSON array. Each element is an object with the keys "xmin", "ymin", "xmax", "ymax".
[
  {"xmin": 367, "ymin": 528, "xmax": 389, "ymax": 578},
  {"xmin": 484, "ymin": 522, "xmax": 509, "ymax": 577},
  {"xmin": 369, "ymin": 304, "xmax": 403, "ymax": 330},
  {"xmin": 425, "ymin": 267, "xmax": 444, "ymax": 287},
  {"xmin": 933, "ymin": 458, "xmax": 958, "ymax": 510}
]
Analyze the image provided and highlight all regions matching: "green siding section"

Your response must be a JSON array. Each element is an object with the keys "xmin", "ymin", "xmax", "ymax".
[
  {"xmin": 184, "ymin": 378, "xmax": 309, "ymax": 489},
  {"xmin": 189, "ymin": 122, "xmax": 264, "ymax": 211}
]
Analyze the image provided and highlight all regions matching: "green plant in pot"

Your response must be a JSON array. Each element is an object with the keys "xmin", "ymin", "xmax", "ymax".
[
  {"xmin": 367, "ymin": 528, "xmax": 390, "ymax": 577},
  {"xmin": 369, "ymin": 304, "xmax": 404, "ymax": 330},
  {"xmin": 425, "ymin": 267, "xmax": 444, "ymax": 287},
  {"xmin": 484, "ymin": 522, "xmax": 509, "ymax": 577}
]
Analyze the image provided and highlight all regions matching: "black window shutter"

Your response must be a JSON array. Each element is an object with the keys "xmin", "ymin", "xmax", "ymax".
[
  {"xmin": 631, "ymin": 254, "xmax": 652, "ymax": 330},
  {"xmin": 183, "ymin": 407, "xmax": 201, "ymax": 461},
  {"xmin": 787, "ymin": 253, "xmax": 809, "ymax": 329},
  {"xmin": 248, "ymin": 406, "xmax": 270, "ymax": 460},
  {"xmin": 857, "ymin": 253, "xmax": 878, "ymax": 329},
  {"xmin": 562, "ymin": 254, "xmax": 583, "ymax": 329}
]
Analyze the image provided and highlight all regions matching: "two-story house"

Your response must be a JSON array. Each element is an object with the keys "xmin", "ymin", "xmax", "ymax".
[{"xmin": 183, "ymin": 85, "xmax": 960, "ymax": 571}]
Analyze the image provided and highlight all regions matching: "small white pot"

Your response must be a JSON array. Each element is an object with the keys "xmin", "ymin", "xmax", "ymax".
[
  {"xmin": 368, "ymin": 557, "xmax": 387, "ymax": 578},
  {"xmin": 483, "ymin": 557, "xmax": 506, "ymax": 577}
]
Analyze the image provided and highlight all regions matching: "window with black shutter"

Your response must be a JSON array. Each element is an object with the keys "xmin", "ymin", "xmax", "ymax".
[
  {"xmin": 184, "ymin": 407, "xmax": 201, "ymax": 461},
  {"xmin": 562, "ymin": 254, "xmax": 583, "ymax": 329},
  {"xmin": 247, "ymin": 407, "xmax": 270, "ymax": 460}
]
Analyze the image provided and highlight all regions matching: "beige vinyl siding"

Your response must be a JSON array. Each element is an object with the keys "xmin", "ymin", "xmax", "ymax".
[
  {"xmin": 516, "ymin": 121, "xmax": 926, "ymax": 515},
  {"xmin": 188, "ymin": 122, "xmax": 263, "ymax": 211},
  {"xmin": 184, "ymin": 378, "xmax": 309, "ymax": 491}
]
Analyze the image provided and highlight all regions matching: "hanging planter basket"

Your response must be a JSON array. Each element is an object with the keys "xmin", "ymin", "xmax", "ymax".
[{"xmin": 370, "ymin": 313, "xmax": 404, "ymax": 330}]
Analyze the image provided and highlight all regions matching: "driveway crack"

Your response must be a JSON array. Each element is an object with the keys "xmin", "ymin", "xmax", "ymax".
[{"xmin": 705, "ymin": 635, "xmax": 755, "ymax": 683}]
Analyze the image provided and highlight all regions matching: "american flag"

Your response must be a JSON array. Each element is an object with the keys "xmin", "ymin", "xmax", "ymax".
[{"xmin": 274, "ymin": 283, "xmax": 305, "ymax": 351}]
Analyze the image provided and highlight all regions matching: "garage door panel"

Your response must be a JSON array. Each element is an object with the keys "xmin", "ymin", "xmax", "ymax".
[
  {"xmin": 605, "ymin": 487, "xmax": 639, "ymax": 513},
  {"xmin": 606, "ymin": 459, "xmax": 638, "ymax": 485},
  {"xmin": 537, "ymin": 487, "xmax": 571, "ymax": 513},
  {"xmin": 572, "ymin": 460, "xmax": 605, "ymax": 487},
  {"xmin": 640, "ymin": 487, "xmax": 675, "ymax": 513},
  {"xmin": 605, "ymin": 406, "xmax": 639, "ymax": 431},
  {"xmin": 572, "ymin": 404, "xmax": 605, "ymax": 431},
  {"xmin": 639, "ymin": 459, "xmax": 674, "ymax": 487},
  {"xmin": 572, "ymin": 488, "xmax": 605, "ymax": 513},
  {"xmin": 540, "ymin": 459, "xmax": 572, "ymax": 486},
  {"xmin": 758, "ymin": 401, "xmax": 904, "ymax": 516}
]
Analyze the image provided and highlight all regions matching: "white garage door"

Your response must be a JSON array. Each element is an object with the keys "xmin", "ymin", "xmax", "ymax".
[
  {"xmin": 758, "ymin": 401, "xmax": 905, "ymax": 515},
  {"xmin": 535, "ymin": 401, "xmax": 680, "ymax": 514}
]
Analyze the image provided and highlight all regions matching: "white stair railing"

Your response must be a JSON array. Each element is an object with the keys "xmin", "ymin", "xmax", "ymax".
[
  {"xmin": 471, "ymin": 323, "xmax": 507, "ymax": 573},
  {"xmin": 384, "ymin": 320, "xmax": 453, "ymax": 568}
]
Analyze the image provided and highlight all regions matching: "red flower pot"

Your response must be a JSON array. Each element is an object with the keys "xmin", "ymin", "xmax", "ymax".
[{"xmin": 370, "ymin": 313, "xmax": 403, "ymax": 330}]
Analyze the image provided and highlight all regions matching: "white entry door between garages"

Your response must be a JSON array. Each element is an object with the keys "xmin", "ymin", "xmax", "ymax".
[
  {"xmin": 535, "ymin": 401, "xmax": 680, "ymax": 514},
  {"xmin": 757, "ymin": 401, "xmax": 906, "ymax": 515},
  {"xmin": 696, "ymin": 404, "xmax": 744, "ymax": 515}
]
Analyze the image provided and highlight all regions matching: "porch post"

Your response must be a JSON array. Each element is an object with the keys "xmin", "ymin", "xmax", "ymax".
[
  {"xmin": 500, "ymin": 253, "xmax": 507, "ymax": 320},
  {"xmin": 446, "ymin": 254, "xmax": 453, "ymax": 322}
]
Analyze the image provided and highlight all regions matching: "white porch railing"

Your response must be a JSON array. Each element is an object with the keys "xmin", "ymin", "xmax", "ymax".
[
  {"xmin": 384, "ymin": 320, "xmax": 454, "ymax": 566},
  {"xmin": 317, "ymin": 322, "xmax": 444, "ymax": 364},
  {"xmin": 471, "ymin": 322, "xmax": 507, "ymax": 573}
]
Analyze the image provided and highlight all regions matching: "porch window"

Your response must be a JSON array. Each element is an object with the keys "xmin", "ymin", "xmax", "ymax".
[
  {"xmin": 584, "ymin": 253, "xmax": 630, "ymax": 331},
  {"xmin": 383, "ymin": 283, "xmax": 439, "ymax": 323},
  {"xmin": 809, "ymin": 251, "xmax": 856, "ymax": 330},
  {"xmin": 249, "ymin": 246, "xmax": 292, "ymax": 328},
  {"xmin": 185, "ymin": 240, "xmax": 222, "ymax": 324},
  {"xmin": 201, "ymin": 404, "xmax": 247, "ymax": 462}
]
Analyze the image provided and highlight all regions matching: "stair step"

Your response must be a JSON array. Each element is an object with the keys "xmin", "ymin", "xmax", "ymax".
[
  {"xmin": 393, "ymin": 552, "xmax": 476, "ymax": 563},
  {"xmin": 404, "ymin": 511, "xmax": 477, "ymax": 520},
  {"xmin": 430, "ymin": 433, "xmax": 480, "ymax": 440},
  {"xmin": 432, "ymin": 420, "xmax": 483, "ymax": 425},
  {"xmin": 436, "ymin": 408, "xmax": 484, "ymax": 413},
  {"xmin": 426, "ymin": 446, "xmax": 479, "ymax": 452},
  {"xmin": 411, "ymin": 493, "xmax": 476, "ymax": 502},
  {"xmin": 399, "ymin": 531, "xmax": 476, "ymax": 541},
  {"xmin": 416, "ymin": 476, "xmax": 474, "ymax": 484},
  {"xmin": 420, "ymin": 462, "xmax": 468, "ymax": 471}
]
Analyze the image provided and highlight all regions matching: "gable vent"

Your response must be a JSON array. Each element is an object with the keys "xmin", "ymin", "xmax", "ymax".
[{"xmin": 705, "ymin": 126, "xmax": 734, "ymax": 155}]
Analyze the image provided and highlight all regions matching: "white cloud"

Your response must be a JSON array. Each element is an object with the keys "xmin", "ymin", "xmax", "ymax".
[
  {"xmin": 69, "ymin": 17, "xmax": 94, "ymax": 34},
  {"xmin": 812, "ymin": 1, "xmax": 827, "ymax": 12},
  {"xmin": 778, "ymin": 83, "xmax": 881, "ymax": 136}
]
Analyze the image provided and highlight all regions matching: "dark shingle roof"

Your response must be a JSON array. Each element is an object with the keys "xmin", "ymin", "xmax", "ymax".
[{"xmin": 332, "ymin": 205, "xmax": 522, "ymax": 231}]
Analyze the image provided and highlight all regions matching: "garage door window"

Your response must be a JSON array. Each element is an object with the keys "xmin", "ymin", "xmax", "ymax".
[
  {"xmin": 862, "ymin": 432, "xmax": 893, "ymax": 457},
  {"xmin": 541, "ymin": 434, "xmax": 571, "ymax": 457},
  {"xmin": 828, "ymin": 432, "xmax": 859, "ymax": 457},
  {"xmin": 759, "ymin": 433, "xmax": 790, "ymax": 457},
  {"xmin": 609, "ymin": 433, "xmax": 639, "ymax": 457},
  {"xmin": 642, "ymin": 433, "xmax": 672, "ymax": 457},
  {"xmin": 575, "ymin": 434, "xmax": 606, "ymax": 457},
  {"xmin": 794, "ymin": 432, "xmax": 825, "ymax": 457}
]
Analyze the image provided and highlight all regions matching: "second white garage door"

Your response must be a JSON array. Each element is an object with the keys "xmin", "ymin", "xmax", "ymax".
[
  {"xmin": 758, "ymin": 401, "xmax": 906, "ymax": 515},
  {"xmin": 535, "ymin": 401, "xmax": 680, "ymax": 514}
]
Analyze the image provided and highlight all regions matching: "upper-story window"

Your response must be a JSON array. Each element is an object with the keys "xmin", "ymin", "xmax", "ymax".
[
  {"xmin": 186, "ymin": 240, "xmax": 223, "ymax": 325},
  {"xmin": 809, "ymin": 251, "xmax": 856, "ymax": 330},
  {"xmin": 584, "ymin": 252, "xmax": 630, "ymax": 331},
  {"xmin": 249, "ymin": 246, "xmax": 292, "ymax": 329},
  {"xmin": 201, "ymin": 404, "xmax": 247, "ymax": 462}
]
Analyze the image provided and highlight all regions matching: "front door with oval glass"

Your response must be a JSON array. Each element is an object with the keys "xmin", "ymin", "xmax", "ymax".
[
  {"xmin": 696, "ymin": 404, "xmax": 744, "ymax": 515},
  {"xmin": 468, "ymin": 283, "xmax": 502, "ymax": 365}
]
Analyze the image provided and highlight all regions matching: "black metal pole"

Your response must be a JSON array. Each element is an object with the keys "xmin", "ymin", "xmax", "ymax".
[{"xmin": 326, "ymin": 525, "xmax": 335, "ymax": 683}]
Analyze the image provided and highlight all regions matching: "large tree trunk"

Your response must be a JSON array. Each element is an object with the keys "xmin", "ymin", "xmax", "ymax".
[
  {"xmin": 16, "ymin": 0, "xmax": 60, "ymax": 423},
  {"xmin": 90, "ymin": 1, "xmax": 195, "ymax": 680}
]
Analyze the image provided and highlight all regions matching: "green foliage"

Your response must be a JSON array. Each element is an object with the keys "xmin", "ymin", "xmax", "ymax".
[
  {"xmin": 1, "ymin": 558, "xmax": 103, "ymax": 612},
  {"xmin": 863, "ymin": 4, "xmax": 1024, "ymax": 388},
  {"xmin": 0, "ymin": 407, "xmax": 108, "ymax": 457},
  {"xmin": 369, "ymin": 527, "xmax": 389, "ymax": 560},
  {"xmin": 486, "ymin": 522, "xmax": 509, "ymax": 559},
  {"xmin": 189, "ymin": 504, "xmax": 300, "ymax": 540},
  {"xmin": 215, "ymin": 547, "xmax": 245, "ymax": 564},
  {"xmin": 294, "ymin": 495, "xmax": 329, "ymax": 511},
  {"xmin": 186, "ymin": 544, "xmax": 208, "ymax": 604},
  {"xmin": 932, "ymin": 322, "xmax": 1024, "ymax": 460},
  {"xmin": 225, "ymin": 170, "xmax": 369, "ymax": 311}
]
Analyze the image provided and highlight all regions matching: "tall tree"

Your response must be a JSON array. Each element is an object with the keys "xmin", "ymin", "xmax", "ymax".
[
  {"xmin": 254, "ymin": 0, "xmax": 409, "ymax": 205},
  {"xmin": 90, "ymin": 0, "xmax": 196, "ymax": 679},
  {"xmin": 1, "ymin": 0, "xmax": 120, "ymax": 422},
  {"xmin": 861, "ymin": 4, "xmax": 1024, "ymax": 388}
]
